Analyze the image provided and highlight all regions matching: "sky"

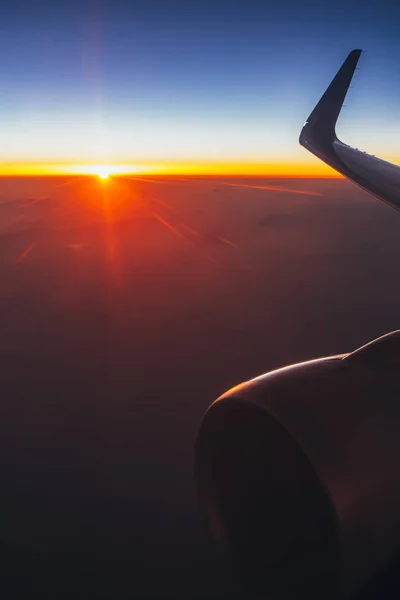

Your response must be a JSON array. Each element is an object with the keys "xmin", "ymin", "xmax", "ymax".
[{"xmin": 1, "ymin": 0, "xmax": 400, "ymax": 174}]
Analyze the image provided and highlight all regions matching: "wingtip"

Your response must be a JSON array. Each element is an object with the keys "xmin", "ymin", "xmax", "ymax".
[
  {"xmin": 349, "ymin": 48, "xmax": 363, "ymax": 63},
  {"xmin": 299, "ymin": 49, "xmax": 362, "ymax": 151}
]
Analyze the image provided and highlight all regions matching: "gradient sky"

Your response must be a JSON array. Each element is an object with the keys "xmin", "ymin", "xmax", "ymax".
[{"xmin": 1, "ymin": 0, "xmax": 400, "ymax": 172}]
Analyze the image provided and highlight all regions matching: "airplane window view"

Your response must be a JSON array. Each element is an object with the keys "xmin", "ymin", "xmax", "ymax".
[{"xmin": 1, "ymin": 1, "xmax": 400, "ymax": 599}]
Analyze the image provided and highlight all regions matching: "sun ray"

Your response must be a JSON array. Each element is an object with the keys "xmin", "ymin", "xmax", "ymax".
[
  {"xmin": 152, "ymin": 212, "xmax": 220, "ymax": 267},
  {"xmin": 215, "ymin": 235, "xmax": 240, "ymax": 249},
  {"xmin": 149, "ymin": 196, "xmax": 178, "ymax": 213},
  {"xmin": 148, "ymin": 195, "xmax": 205, "ymax": 240},
  {"xmin": 152, "ymin": 212, "xmax": 192, "ymax": 242},
  {"xmin": 17, "ymin": 243, "xmax": 36, "ymax": 263},
  {"xmin": 180, "ymin": 223, "xmax": 202, "ymax": 238}
]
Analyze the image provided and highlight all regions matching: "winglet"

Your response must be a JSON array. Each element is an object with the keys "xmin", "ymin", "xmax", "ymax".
[
  {"xmin": 299, "ymin": 50, "xmax": 400, "ymax": 213},
  {"xmin": 299, "ymin": 49, "xmax": 362, "ymax": 150}
]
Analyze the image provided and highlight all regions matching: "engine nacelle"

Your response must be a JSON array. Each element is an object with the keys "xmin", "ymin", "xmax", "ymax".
[{"xmin": 195, "ymin": 331, "xmax": 400, "ymax": 599}]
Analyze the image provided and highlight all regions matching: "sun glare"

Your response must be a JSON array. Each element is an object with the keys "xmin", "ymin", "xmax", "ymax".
[
  {"xmin": 96, "ymin": 167, "xmax": 110, "ymax": 180},
  {"xmin": 82, "ymin": 165, "xmax": 123, "ymax": 179},
  {"xmin": 66, "ymin": 164, "xmax": 165, "ymax": 178}
]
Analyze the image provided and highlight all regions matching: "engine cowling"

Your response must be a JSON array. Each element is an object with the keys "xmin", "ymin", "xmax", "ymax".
[{"xmin": 195, "ymin": 331, "xmax": 400, "ymax": 599}]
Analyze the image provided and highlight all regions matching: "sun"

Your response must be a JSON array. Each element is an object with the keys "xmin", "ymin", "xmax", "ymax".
[
  {"xmin": 80, "ymin": 165, "xmax": 119, "ymax": 179},
  {"xmin": 96, "ymin": 167, "xmax": 110, "ymax": 180},
  {"xmin": 61, "ymin": 163, "xmax": 168, "ymax": 177}
]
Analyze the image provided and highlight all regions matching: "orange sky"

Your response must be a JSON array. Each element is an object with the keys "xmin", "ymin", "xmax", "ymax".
[{"xmin": 0, "ymin": 161, "xmax": 344, "ymax": 177}]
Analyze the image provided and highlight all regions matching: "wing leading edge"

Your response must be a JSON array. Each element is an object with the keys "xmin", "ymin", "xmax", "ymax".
[{"xmin": 300, "ymin": 50, "xmax": 400, "ymax": 212}]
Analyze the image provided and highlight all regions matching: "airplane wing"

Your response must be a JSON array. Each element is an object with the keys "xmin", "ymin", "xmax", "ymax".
[{"xmin": 299, "ymin": 49, "xmax": 400, "ymax": 212}]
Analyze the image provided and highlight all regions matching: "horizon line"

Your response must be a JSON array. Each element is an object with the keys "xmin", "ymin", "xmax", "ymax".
[{"xmin": 0, "ymin": 161, "xmax": 344, "ymax": 178}]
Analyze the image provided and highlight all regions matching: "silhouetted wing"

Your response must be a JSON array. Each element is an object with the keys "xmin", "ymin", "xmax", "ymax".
[{"xmin": 300, "ymin": 49, "xmax": 400, "ymax": 212}]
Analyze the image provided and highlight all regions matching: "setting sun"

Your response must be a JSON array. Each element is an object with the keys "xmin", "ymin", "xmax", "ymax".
[
  {"xmin": 96, "ymin": 167, "xmax": 111, "ymax": 180},
  {"xmin": 58, "ymin": 164, "xmax": 169, "ymax": 178},
  {"xmin": 76, "ymin": 165, "xmax": 128, "ymax": 179}
]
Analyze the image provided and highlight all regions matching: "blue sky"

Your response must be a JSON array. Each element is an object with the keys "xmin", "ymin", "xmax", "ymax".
[{"xmin": 1, "ymin": 0, "xmax": 400, "ymax": 168}]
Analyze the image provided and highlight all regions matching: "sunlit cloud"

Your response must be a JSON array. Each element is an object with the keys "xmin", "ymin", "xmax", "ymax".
[{"xmin": 218, "ymin": 182, "xmax": 324, "ymax": 195}]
